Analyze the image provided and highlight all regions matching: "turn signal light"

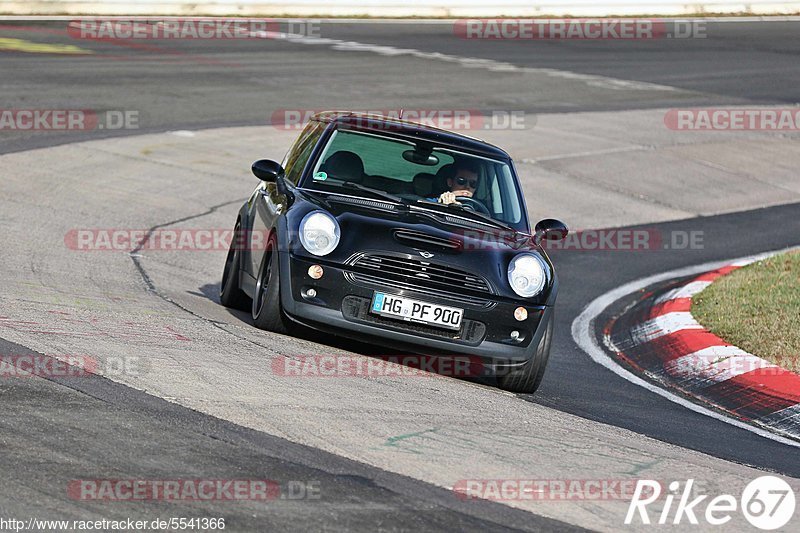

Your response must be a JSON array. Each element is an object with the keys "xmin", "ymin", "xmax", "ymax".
[{"xmin": 308, "ymin": 265, "xmax": 324, "ymax": 279}]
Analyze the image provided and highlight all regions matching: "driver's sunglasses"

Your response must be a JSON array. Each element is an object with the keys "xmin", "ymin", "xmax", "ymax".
[{"xmin": 455, "ymin": 176, "xmax": 478, "ymax": 188}]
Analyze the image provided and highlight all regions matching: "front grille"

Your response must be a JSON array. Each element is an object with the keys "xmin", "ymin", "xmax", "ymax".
[
  {"xmin": 351, "ymin": 253, "xmax": 492, "ymax": 294},
  {"xmin": 341, "ymin": 296, "xmax": 486, "ymax": 344},
  {"xmin": 346, "ymin": 272, "xmax": 494, "ymax": 309}
]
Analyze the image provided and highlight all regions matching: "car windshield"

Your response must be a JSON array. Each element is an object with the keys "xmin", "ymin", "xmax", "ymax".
[{"xmin": 302, "ymin": 129, "xmax": 527, "ymax": 231}]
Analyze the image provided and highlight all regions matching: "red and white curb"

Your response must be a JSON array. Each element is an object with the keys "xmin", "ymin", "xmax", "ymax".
[
  {"xmin": 646, "ymin": 261, "xmax": 783, "ymax": 385},
  {"xmin": 573, "ymin": 248, "xmax": 800, "ymax": 447},
  {"xmin": 607, "ymin": 258, "xmax": 800, "ymax": 440}
]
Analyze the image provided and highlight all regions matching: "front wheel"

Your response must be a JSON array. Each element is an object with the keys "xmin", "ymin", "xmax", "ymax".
[
  {"xmin": 496, "ymin": 316, "xmax": 553, "ymax": 394},
  {"xmin": 252, "ymin": 236, "xmax": 293, "ymax": 334},
  {"xmin": 219, "ymin": 222, "xmax": 251, "ymax": 310}
]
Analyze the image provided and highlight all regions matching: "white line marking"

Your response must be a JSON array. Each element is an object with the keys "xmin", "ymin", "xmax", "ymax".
[
  {"xmin": 654, "ymin": 280, "xmax": 712, "ymax": 303},
  {"xmin": 572, "ymin": 246, "xmax": 800, "ymax": 448},
  {"xmin": 761, "ymin": 404, "xmax": 800, "ymax": 430},
  {"xmin": 731, "ymin": 257, "xmax": 764, "ymax": 267},
  {"xmin": 519, "ymin": 145, "xmax": 652, "ymax": 165},
  {"xmin": 267, "ymin": 33, "xmax": 679, "ymax": 92},
  {"xmin": 629, "ymin": 311, "xmax": 703, "ymax": 344}
]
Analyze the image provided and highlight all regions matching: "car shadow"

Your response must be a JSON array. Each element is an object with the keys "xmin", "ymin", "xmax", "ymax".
[{"xmin": 194, "ymin": 282, "xmax": 497, "ymax": 388}]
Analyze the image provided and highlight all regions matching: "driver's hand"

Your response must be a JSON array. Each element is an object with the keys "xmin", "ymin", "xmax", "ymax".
[
  {"xmin": 438, "ymin": 190, "xmax": 473, "ymax": 204},
  {"xmin": 438, "ymin": 191, "xmax": 461, "ymax": 205}
]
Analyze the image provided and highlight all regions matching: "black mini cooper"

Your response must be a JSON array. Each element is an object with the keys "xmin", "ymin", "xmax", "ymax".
[{"xmin": 220, "ymin": 112, "xmax": 567, "ymax": 393}]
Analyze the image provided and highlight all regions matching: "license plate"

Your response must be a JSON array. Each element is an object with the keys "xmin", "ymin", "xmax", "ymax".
[{"xmin": 370, "ymin": 292, "xmax": 463, "ymax": 330}]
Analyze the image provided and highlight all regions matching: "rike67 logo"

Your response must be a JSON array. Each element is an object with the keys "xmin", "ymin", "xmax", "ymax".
[{"xmin": 626, "ymin": 477, "xmax": 795, "ymax": 530}]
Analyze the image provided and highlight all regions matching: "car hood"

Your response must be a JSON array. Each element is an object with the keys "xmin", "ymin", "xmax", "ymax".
[{"xmin": 289, "ymin": 189, "xmax": 555, "ymax": 305}]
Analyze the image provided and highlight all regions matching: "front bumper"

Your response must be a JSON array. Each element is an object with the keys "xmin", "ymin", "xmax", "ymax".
[{"xmin": 279, "ymin": 251, "xmax": 554, "ymax": 365}]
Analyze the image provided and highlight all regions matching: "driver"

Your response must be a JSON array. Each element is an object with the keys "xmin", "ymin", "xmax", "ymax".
[{"xmin": 437, "ymin": 160, "xmax": 481, "ymax": 205}]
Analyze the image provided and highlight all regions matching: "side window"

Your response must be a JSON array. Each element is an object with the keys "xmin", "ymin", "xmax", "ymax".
[{"xmin": 282, "ymin": 121, "xmax": 324, "ymax": 185}]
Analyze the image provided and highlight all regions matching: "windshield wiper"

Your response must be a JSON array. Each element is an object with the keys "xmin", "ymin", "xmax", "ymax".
[
  {"xmin": 340, "ymin": 182, "xmax": 409, "ymax": 206},
  {"xmin": 414, "ymin": 200, "xmax": 516, "ymax": 232}
]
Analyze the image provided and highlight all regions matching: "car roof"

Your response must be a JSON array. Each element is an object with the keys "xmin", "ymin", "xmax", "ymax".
[{"xmin": 310, "ymin": 111, "xmax": 512, "ymax": 160}]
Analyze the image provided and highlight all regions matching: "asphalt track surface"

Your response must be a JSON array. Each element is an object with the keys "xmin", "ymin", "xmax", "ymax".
[
  {"xmin": 2, "ymin": 19, "xmax": 799, "ymax": 154},
  {"xmin": 1, "ymin": 19, "xmax": 800, "ymax": 531},
  {"xmin": 0, "ymin": 334, "xmax": 576, "ymax": 532}
]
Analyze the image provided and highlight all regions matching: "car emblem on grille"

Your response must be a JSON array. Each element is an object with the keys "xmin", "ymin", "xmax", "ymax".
[{"xmin": 419, "ymin": 251, "xmax": 434, "ymax": 259}]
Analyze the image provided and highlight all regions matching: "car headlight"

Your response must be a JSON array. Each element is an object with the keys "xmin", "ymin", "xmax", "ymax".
[
  {"xmin": 508, "ymin": 254, "xmax": 547, "ymax": 298},
  {"xmin": 299, "ymin": 211, "xmax": 340, "ymax": 256}
]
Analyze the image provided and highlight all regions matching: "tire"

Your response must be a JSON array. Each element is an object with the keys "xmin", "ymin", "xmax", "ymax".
[
  {"xmin": 496, "ymin": 316, "xmax": 553, "ymax": 394},
  {"xmin": 251, "ymin": 235, "xmax": 293, "ymax": 334},
  {"xmin": 219, "ymin": 221, "xmax": 251, "ymax": 310}
]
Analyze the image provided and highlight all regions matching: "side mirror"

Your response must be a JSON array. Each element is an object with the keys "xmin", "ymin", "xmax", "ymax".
[
  {"xmin": 534, "ymin": 218, "xmax": 569, "ymax": 242},
  {"xmin": 252, "ymin": 159, "xmax": 284, "ymax": 182}
]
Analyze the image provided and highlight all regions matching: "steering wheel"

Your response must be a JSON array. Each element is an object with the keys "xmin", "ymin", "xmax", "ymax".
[{"xmin": 455, "ymin": 195, "xmax": 490, "ymax": 215}]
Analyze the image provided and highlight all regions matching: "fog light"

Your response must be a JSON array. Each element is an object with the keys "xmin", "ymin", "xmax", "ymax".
[
  {"xmin": 308, "ymin": 265, "xmax": 324, "ymax": 279},
  {"xmin": 513, "ymin": 307, "xmax": 528, "ymax": 321},
  {"xmin": 306, "ymin": 288, "xmax": 317, "ymax": 298},
  {"xmin": 510, "ymin": 330, "xmax": 521, "ymax": 341}
]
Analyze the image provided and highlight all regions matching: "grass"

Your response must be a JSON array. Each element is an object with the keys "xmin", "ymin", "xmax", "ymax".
[{"xmin": 692, "ymin": 251, "xmax": 800, "ymax": 372}]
